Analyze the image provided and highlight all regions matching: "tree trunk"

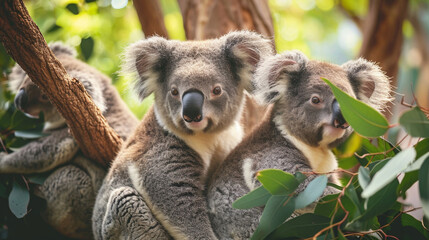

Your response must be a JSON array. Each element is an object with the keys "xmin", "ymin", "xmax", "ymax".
[
  {"xmin": 0, "ymin": 0, "xmax": 122, "ymax": 168},
  {"xmin": 359, "ymin": 0, "xmax": 409, "ymax": 118},
  {"xmin": 133, "ymin": 0, "xmax": 169, "ymax": 38},
  {"xmin": 178, "ymin": 0, "xmax": 274, "ymax": 40}
]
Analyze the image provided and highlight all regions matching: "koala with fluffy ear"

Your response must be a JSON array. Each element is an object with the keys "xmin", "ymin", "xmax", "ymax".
[
  {"xmin": 207, "ymin": 50, "xmax": 392, "ymax": 239},
  {"xmin": 0, "ymin": 43, "xmax": 139, "ymax": 239},
  {"xmin": 92, "ymin": 31, "xmax": 273, "ymax": 240}
]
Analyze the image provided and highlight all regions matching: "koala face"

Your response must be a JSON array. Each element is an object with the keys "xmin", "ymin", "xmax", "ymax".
[
  {"xmin": 124, "ymin": 31, "xmax": 273, "ymax": 135},
  {"xmin": 255, "ymin": 51, "xmax": 391, "ymax": 148}
]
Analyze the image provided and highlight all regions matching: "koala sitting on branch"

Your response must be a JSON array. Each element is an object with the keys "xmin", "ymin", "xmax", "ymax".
[
  {"xmin": 92, "ymin": 31, "xmax": 273, "ymax": 240},
  {"xmin": 1, "ymin": 43, "xmax": 139, "ymax": 239},
  {"xmin": 207, "ymin": 50, "xmax": 392, "ymax": 239}
]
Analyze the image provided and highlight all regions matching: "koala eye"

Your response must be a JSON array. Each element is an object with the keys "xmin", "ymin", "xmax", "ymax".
[
  {"xmin": 311, "ymin": 96, "xmax": 321, "ymax": 104},
  {"xmin": 212, "ymin": 86, "xmax": 222, "ymax": 96},
  {"xmin": 171, "ymin": 88, "xmax": 179, "ymax": 96}
]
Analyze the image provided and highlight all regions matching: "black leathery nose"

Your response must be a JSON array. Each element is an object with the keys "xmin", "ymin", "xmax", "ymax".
[
  {"xmin": 14, "ymin": 89, "xmax": 28, "ymax": 111},
  {"xmin": 182, "ymin": 90, "xmax": 204, "ymax": 122},
  {"xmin": 332, "ymin": 100, "xmax": 347, "ymax": 128}
]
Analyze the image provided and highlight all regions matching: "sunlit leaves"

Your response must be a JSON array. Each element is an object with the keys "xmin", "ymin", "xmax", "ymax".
[{"xmin": 256, "ymin": 169, "xmax": 299, "ymax": 195}]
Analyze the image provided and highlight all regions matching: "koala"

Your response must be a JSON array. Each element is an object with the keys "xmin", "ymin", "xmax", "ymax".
[
  {"xmin": 0, "ymin": 43, "xmax": 139, "ymax": 239},
  {"xmin": 92, "ymin": 31, "xmax": 273, "ymax": 240},
  {"xmin": 207, "ymin": 50, "xmax": 392, "ymax": 239}
]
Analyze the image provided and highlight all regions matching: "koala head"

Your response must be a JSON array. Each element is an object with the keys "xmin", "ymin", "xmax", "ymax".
[
  {"xmin": 124, "ymin": 31, "xmax": 273, "ymax": 135},
  {"xmin": 254, "ymin": 50, "xmax": 391, "ymax": 149},
  {"xmin": 8, "ymin": 42, "xmax": 106, "ymax": 130}
]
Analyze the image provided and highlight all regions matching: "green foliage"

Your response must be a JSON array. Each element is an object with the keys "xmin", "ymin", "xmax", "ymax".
[
  {"xmin": 235, "ymin": 81, "xmax": 429, "ymax": 239},
  {"xmin": 8, "ymin": 178, "xmax": 30, "ymax": 219}
]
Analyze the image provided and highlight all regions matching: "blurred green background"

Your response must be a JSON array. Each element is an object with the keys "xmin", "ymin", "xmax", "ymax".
[{"xmin": 0, "ymin": 0, "xmax": 427, "ymax": 119}]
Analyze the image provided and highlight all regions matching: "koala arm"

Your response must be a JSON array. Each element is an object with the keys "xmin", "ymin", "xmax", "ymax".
[
  {"xmin": 0, "ymin": 128, "xmax": 79, "ymax": 174},
  {"xmin": 136, "ymin": 145, "xmax": 217, "ymax": 240}
]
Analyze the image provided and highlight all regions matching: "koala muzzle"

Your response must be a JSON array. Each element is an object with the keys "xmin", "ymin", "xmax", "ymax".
[
  {"xmin": 332, "ymin": 100, "xmax": 349, "ymax": 129},
  {"xmin": 14, "ymin": 89, "xmax": 28, "ymax": 111},
  {"xmin": 182, "ymin": 90, "xmax": 204, "ymax": 122}
]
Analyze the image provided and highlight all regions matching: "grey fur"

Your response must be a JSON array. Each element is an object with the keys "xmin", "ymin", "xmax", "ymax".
[
  {"xmin": 1, "ymin": 43, "xmax": 138, "ymax": 239},
  {"xmin": 93, "ymin": 31, "xmax": 273, "ymax": 240},
  {"xmin": 207, "ymin": 51, "xmax": 392, "ymax": 239}
]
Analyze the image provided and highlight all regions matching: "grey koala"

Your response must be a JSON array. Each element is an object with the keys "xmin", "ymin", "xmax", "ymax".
[
  {"xmin": 1, "ymin": 43, "xmax": 139, "ymax": 239},
  {"xmin": 207, "ymin": 50, "xmax": 392, "ymax": 239},
  {"xmin": 92, "ymin": 31, "xmax": 273, "ymax": 240}
]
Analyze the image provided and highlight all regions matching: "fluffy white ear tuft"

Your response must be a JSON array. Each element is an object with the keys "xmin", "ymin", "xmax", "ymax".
[
  {"xmin": 221, "ymin": 31, "xmax": 274, "ymax": 92},
  {"xmin": 342, "ymin": 58, "xmax": 393, "ymax": 112},
  {"xmin": 122, "ymin": 36, "xmax": 170, "ymax": 101},
  {"xmin": 253, "ymin": 50, "xmax": 308, "ymax": 105}
]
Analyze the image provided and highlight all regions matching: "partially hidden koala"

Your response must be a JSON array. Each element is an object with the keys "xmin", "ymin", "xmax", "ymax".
[
  {"xmin": 207, "ymin": 50, "xmax": 392, "ymax": 239},
  {"xmin": 1, "ymin": 43, "xmax": 139, "ymax": 239},
  {"xmin": 92, "ymin": 31, "xmax": 273, "ymax": 240}
]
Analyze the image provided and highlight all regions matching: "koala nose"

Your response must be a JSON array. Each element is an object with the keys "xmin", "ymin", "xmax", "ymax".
[
  {"xmin": 182, "ymin": 90, "xmax": 204, "ymax": 122},
  {"xmin": 332, "ymin": 100, "xmax": 349, "ymax": 129},
  {"xmin": 14, "ymin": 89, "xmax": 28, "ymax": 111}
]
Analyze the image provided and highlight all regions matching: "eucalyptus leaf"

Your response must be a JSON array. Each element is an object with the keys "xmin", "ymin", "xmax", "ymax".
[
  {"xmin": 362, "ymin": 179, "xmax": 398, "ymax": 220},
  {"xmin": 8, "ymin": 179, "xmax": 30, "ymax": 218},
  {"xmin": 398, "ymin": 171, "xmax": 419, "ymax": 198},
  {"xmin": 362, "ymin": 148, "xmax": 416, "ymax": 198},
  {"xmin": 14, "ymin": 129, "xmax": 48, "ymax": 139},
  {"xmin": 399, "ymin": 107, "xmax": 429, "ymax": 138},
  {"xmin": 322, "ymin": 78, "xmax": 389, "ymax": 138},
  {"xmin": 256, "ymin": 169, "xmax": 299, "ymax": 195},
  {"xmin": 267, "ymin": 213, "xmax": 330, "ymax": 239},
  {"xmin": 80, "ymin": 36, "xmax": 94, "ymax": 61},
  {"xmin": 404, "ymin": 152, "xmax": 429, "ymax": 173},
  {"xmin": 232, "ymin": 185, "xmax": 271, "ymax": 209},
  {"xmin": 358, "ymin": 166, "xmax": 370, "ymax": 190},
  {"xmin": 251, "ymin": 195, "xmax": 295, "ymax": 240},
  {"xmin": 294, "ymin": 175, "xmax": 327, "ymax": 209},
  {"xmin": 419, "ymin": 157, "xmax": 429, "ymax": 219}
]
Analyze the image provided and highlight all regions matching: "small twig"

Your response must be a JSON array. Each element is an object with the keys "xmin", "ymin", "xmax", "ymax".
[{"xmin": 354, "ymin": 134, "xmax": 407, "ymax": 159}]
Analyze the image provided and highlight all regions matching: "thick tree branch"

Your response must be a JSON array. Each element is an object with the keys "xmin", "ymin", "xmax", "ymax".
[
  {"xmin": 132, "ymin": 0, "xmax": 169, "ymax": 38},
  {"xmin": 359, "ymin": 0, "xmax": 409, "ymax": 119},
  {"xmin": 337, "ymin": 0, "xmax": 364, "ymax": 31},
  {"xmin": 0, "ymin": 0, "xmax": 122, "ymax": 168}
]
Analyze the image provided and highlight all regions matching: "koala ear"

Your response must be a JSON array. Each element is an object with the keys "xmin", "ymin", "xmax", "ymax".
[
  {"xmin": 254, "ymin": 50, "xmax": 308, "ymax": 104},
  {"xmin": 48, "ymin": 42, "xmax": 77, "ymax": 57},
  {"xmin": 342, "ymin": 58, "xmax": 392, "ymax": 112},
  {"xmin": 221, "ymin": 31, "xmax": 274, "ymax": 92},
  {"xmin": 122, "ymin": 36, "xmax": 170, "ymax": 101}
]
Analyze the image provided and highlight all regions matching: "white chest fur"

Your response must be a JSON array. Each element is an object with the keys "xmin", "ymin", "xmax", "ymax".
[{"xmin": 180, "ymin": 120, "xmax": 244, "ymax": 175}]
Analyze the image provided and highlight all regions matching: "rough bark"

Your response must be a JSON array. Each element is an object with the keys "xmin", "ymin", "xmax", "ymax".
[
  {"xmin": 359, "ymin": 0, "xmax": 409, "ymax": 118},
  {"xmin": 133, "ymin": 0, "xmax": 169, "ymax": 38},
  {"xmin": 0, "ymin": 0, "xmax": 122, "ymax": 168},
  {"xmin": 178, "ymin": 0, "xmax": 274, "ymax": 40}
]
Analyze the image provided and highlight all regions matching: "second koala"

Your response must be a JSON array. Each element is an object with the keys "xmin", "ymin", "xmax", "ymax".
[
  {"xmin": 207, "ymin": 51, "xmax": 392, "ymax": 239},
  {"xmin": 92, "ymin": 31, "xmax": 273, "ymax": 239}
]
